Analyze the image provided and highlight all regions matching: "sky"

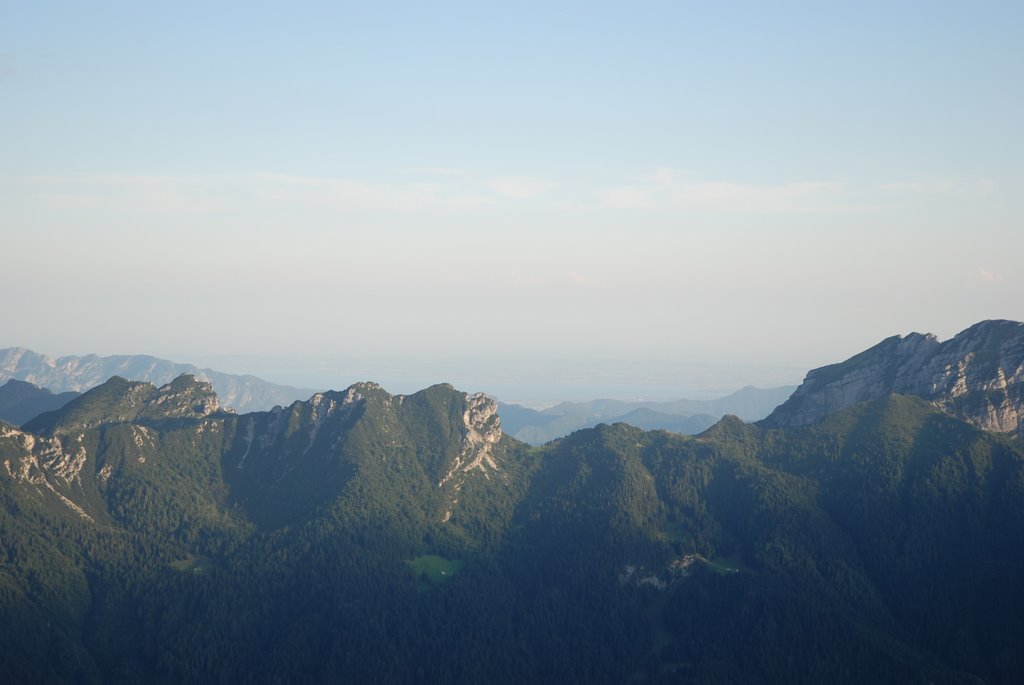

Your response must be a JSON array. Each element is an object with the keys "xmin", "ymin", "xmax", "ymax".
[{"xmin": 2, "ymin": 2, "xmax": 1022, "ymax": 404}]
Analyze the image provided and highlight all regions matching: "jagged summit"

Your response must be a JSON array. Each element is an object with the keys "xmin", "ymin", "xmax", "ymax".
[
  {"xmin": 4, "ymin": 373, "xmax": 519, "ymax": 540},
  {"xmin": 219, "ymin": 379, "xmax": 509, "ymax": 528},
  {"xmin": 23, "ymin": 374, "xmax": 224, "ymax": 435},
  {"xmin": 145, "ymin": 374, "xmax": 222, "ymax": 417},
  {"xmin": 763, "ymin": 319, "xmax": 1024, "ymax": 433}
]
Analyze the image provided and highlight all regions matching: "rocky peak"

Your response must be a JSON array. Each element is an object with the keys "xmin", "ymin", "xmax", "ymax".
[
  {"xmin": 463, "ymin": 393, "xmax": 502, "ymax": 458},
  {"xmin": 141, "ymin": 375, "xmax": 222, "ymax": 419},
  {"xmin": 763, "ymin": 320, "xmax": 1024, "ymax": 434},
  {"xmin": 24, "ymin": 374, "xmax": 225, "ymax": 435}
]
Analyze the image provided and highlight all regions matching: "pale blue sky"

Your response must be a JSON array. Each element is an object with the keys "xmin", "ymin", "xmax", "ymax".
[{"xmin": 2, "ymin": 2, "xmax": 1022, "ymax": 402}]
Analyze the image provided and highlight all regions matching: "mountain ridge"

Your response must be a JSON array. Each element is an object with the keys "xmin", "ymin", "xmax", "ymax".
[
  {"xmin": 3, "ymin": 323, "xmax": 1024, "ymax": 682},
  {"xmin": 1, "ymin": 371, "xmax": 1023, "ymax": 682},
  {"xmin": 23, "ymin": 374, "xmax": 225, "ymax": 436},
  {"xmin": 499, "ymin": 384, "xmax": 796, "ymax": 444},
  {"xmin": 763, "ymin": 319, "xmax": 1024, "ymax": 435}
]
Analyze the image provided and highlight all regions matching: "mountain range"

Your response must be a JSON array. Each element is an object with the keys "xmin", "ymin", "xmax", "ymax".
[
  {"xmin": 0, "ymin": 347, "xmax": 317, "ymax": 413},
  {"xmin": 499, "ymin": 384, "xmax": 797, "ymax": 444},
  {"xmin": 2, "ymin": 320, "xmax": 1023, "ymax": 683},
  {"xmin": 0, "ymin": 347, "xmax": 794, "ymax": 440}
]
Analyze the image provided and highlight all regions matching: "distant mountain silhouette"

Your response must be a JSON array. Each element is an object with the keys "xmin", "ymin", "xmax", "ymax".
[
  {"xmin": 499, "ymin": 384, "xmax": 796, "ymax": 444},
  {"xmin": 0, "ymin": 379, "xmax": 79, "ymax": 426},
  {"xmin": 0, "ymin": 347, "xmax": 318, "ymax": 412}
]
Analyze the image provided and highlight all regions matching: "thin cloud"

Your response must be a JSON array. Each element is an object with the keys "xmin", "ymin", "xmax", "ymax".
[
  {"xmin": 255, "ymin": 172, "xmax": 503, "ymax": 212},
  {"xmin": 602, "ymin": 187, "xmax": 653, "ymax": 209},
  {"xmin": 254, "ymin": 172, "xmax": 443, "ymax": 212},
  {"xmin": 879, "ymin": 180, "xmax": 953, "ymax": 194},
  {"xmin": 600, "ymin": 168, "xmax": 842, "ymax": 213},
  {"xmin": 880, "ymin": 177, "xmax": 997, "ymax": 196},
  {"xmin": 28, "ymin": 174, "xmax": 220, "ymax": 213},
  {"xmin": 668, "ymin": 181, "xmax": 841, "ymax": 212},
  {"xmin": 20, "ymin": 171, "xmax": 505, "ymax": 216},
  {"xmin": 402, "ymin": 166, "xmax": 462, "ymax": 176},
  {"xmin": 489, "ymin": 177, "xmax": 552, "ymax": 200}
]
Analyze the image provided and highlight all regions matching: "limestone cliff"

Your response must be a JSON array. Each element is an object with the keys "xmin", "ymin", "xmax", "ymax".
[{"xmin": 763, "ymin": 320, "xmax": 1024, "ymax": 435}]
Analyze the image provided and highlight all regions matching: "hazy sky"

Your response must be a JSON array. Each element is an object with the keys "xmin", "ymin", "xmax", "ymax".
[{"xmin": 2, "ymin": 2, "xmax": 1022, "ymax": 402}]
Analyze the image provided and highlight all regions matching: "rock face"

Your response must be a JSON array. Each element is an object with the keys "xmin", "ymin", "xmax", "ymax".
[
  {"xmin": 0, "ymin": 422, "xmax": 94, "ymax": 521},
  {"xmin": 763, "ymin": 320, "xmax": 1024, "ymax": 434},
  {"xmin": 439, "ymin": 393, "xmax": 502, "ymax": 484},
  {"xmin": 0, "ymin": 347, "xmax": 317, "ymax": 412}
]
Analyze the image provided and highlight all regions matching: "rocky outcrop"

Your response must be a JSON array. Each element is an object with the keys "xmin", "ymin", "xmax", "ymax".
[
  {"xmin": 439, "ymin": 393, "xmax": 503, "ymax": 488},
  {"xmin": 0, "ymin": 423, "xmax": 94, "ymax": 521},
  {"xmin": 763, "ymin": 320, "xmax": 1024, "ymax": 435},
  {"xmin": 140, "ymin": 375, "xmax": 222, "ymax": 419},
  {"xmin": 437, "ymin": 392, "xmax": 503, "ymax": 522}
]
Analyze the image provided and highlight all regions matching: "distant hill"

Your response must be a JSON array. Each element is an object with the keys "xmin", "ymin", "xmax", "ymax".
[
  {"xmin": 607, "ymin": 408, "xmax": 719, "ymax": 434},
  {"xmin": 0, "ymin": 379, "xmax": 79, "ymax": 426},
  {"xmin": 0, "ymin": 347, "xmax": 318, "ymax": 412},
  {"xmin": 499, "ymin": 384, "xmax": 796, "ymax": 444},
  {"xmin": 763, "ymin": 319, "xmax": 1024, "ymax": 434}
]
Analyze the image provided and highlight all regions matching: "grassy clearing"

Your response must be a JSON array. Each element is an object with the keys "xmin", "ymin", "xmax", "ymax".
[
  {"xmin": 407, "ymin": 555, "xmax": 463, "ymax": 584},
  {"xmin": 705, "ymin": 551, "xmax": 747, "ymax": 574},
  {"xmin": 170, "ymin": 556, "xmax": 215, "ymax": 575}
]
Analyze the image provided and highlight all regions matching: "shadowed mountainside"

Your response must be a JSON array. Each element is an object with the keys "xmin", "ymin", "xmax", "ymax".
[{"xmin": 0, "ymin": 379, "xmax": 79, "ymax": 426}]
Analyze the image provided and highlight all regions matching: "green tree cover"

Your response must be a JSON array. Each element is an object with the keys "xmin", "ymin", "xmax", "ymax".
[{"xmin": 1, "ymin": 378, "xmax": 1022, "ymax": 683}]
